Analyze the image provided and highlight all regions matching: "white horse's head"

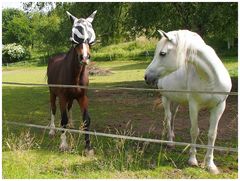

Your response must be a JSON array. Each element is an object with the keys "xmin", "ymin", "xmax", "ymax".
[{"xmin": 145, "ymin": 30, "xmax": 204, "ymax": 86}]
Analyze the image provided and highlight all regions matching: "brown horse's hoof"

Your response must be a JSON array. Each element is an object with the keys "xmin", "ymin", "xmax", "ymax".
[
  {"xmin": 59, "ymin": 145, "xmax": 69, "ymax": 152},
  {"xmin": 59, "ymin": 142, "xmax": 69, "ymax": 152},
  {"xmin": 49, "ymin": 130, "xmax": 55, "ymax": 137},
  {"xmin": 166, "ymin": 143, "xmax": 175, "ymax": 149},
  {"xmin": 67, "ymin": 121, "xmax": 74, "ymax": 129},
  {"xmin": 84, "ymin": 148, "xmax": 94, "ymax": 157}
]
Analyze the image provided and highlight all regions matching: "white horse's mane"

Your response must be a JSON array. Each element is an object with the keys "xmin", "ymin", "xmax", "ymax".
[{"xmin": 173, "ymin": 30, "xmax": 206, "ymax": 66}]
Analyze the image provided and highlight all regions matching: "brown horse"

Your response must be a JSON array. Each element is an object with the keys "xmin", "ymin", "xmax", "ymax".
[{"xmin": 47, "ymin": 11, "xmax": 97, "ymax": 154}]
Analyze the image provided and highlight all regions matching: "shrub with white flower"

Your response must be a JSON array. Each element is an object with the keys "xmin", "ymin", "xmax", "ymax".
[{"xmin": 2, "ymin": 43, "xmax": 29, "ymax": 63}]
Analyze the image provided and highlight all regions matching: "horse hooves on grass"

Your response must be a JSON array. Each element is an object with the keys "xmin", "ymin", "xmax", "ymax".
[
  {"xmin": 49, "ymin": 130, "xmax": 55, "ymax": 137},
  {"xmin": 67, "ymin": 122, "xmax": 74, "ymax": 129},
  {"xmin": 208, "ymin": 166, "xmax": 220, "ymax": 175},
  {"xmin": 59, "ymin": 144, "xmax": 69, "ymax": 152},
  {"xmin": 84, "ymin": 149, "xmax": 94, "ymax": 157},
  {"xmin": 166, "ymin": 143, "xmax": 175, "ymax": 149},
  {"xmin": 188, "ymin": 157, "xmax": 199, "ymax": 167}
]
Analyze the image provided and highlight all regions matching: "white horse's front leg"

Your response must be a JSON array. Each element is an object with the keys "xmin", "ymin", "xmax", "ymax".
[
  {"xmin": 170, "ymin": 103, "xmax": 179, "ymax": 141},
  {"xmin": 49, "ymin": 110, "xmax": 56, "ymax": 136},
  {"xmin": 188, "ymin": 100, "xmax": 200, "ymax": 166},
  {"xmin": 162, "ymin": 97, "xmax": 175, "ymax": 147},
  {"xmin": 204, "ymin": 101, "xmax": 226, "ymax": 174}
]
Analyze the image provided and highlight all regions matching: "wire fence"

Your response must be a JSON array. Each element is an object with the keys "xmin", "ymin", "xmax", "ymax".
[
  {"xmin": 2, "ymin": 82, "xmax": 238, "ymax": 95},
  {"xmin": 3, "ymin": 81, "xmax": 238, "ymax": 153},
  {"xmin": 5, "ymin": 121, "xmax": 238, "ymax": 152}
]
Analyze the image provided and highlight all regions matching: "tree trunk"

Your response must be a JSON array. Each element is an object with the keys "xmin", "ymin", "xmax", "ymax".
[{"xmin": 227, "ymin": 38, "xmax": 231, "ymax": 50}]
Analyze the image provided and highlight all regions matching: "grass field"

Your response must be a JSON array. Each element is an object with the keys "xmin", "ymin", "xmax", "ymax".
[{"xmin": 2, "ymin": 57, "xmax": 238, "ymax": 178}]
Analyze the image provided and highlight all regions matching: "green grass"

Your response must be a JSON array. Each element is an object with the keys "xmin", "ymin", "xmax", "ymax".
[
  {"xmin": 91, "ymin": 38, "xmax": 157, "ymax": 61},
  {"xmin": 2, "ymin": 57, "xmax": 237, "ymax": 84},
  {"xmin": 2, "ymin": 40, "xmax": 238, "ymax": 179},
  {"xmin": 2, "ymin": 126, "xmax": 237, "ymax": 179}
]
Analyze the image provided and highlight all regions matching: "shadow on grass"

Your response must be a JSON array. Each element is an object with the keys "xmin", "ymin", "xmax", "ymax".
[
  {"xmin": 110, "ymin": 62, "xmax": 150, "ymax": 71},
  {"xmin": 231, "ymin": 76, "xmax": 238, "ymax": 91},
  {"xmin": 90, "ymin": 80, "xmax": 148, "ymax": 89}
]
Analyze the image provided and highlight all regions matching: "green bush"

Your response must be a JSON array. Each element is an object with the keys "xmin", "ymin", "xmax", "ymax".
[{"xmin": 2, "ymin": 43, "xmax": 30, "ymax": 63}]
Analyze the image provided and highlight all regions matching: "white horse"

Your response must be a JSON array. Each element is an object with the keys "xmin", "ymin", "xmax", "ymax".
[{"xmin": 144, "ymin": 30, "xmax": 232, "ymax": 174}]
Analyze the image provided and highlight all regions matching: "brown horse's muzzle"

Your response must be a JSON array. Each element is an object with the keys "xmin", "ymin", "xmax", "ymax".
[
  {"xmin": 75, "ymin": 43, "xmax": 91, "ymax": 65},
  {"xmin": 82, "ymin": 56, "xmax": 90, "ymax": 65}
]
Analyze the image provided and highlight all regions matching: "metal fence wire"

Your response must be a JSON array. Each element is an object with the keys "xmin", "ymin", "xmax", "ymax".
[
  {"xmin": 2, "ymin": 82, "xmax": 238, "ymax": 95},
  {"xmin": 2, "ymin": 81, "xmax": 238, "ymax": 153}
]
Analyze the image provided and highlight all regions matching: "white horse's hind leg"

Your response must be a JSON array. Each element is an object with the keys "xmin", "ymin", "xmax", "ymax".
[
  {"xmin": 162, "ymin": 97, "xmax": 175, "ymax": 147},
  {"xmin": 49, "ymin": 111, "xmax": 56, "ymax": 136},
  {"xmin": 204, "ymin": 101, "xmax": 226, "ymax": 174},
  {"xmin": 188, "ymin": 100, "xmax": 200, "ymax": 166}
]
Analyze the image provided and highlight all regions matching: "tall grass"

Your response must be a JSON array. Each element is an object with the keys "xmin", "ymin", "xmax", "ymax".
[
  {"xmin": 3, "ymin": 121, "xmax": 238, "ymax": 179},
  {"xmin": 87, "ymin": 37, "xmax": 157, "ymax": 61}
]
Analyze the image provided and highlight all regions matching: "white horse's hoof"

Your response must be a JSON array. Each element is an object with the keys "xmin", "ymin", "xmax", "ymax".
[
  {"xmin": 49, "ymin": 129, "xmax": 55, "ymax": 137},
  {"xmin": 188, "ymin": 157, "xmax": 198, "ymax": 166},
  {"xmin": 84, "ymin": 149, "xmax": 94, "ymax": 157},
  {"xmin": 208, "ymin": 165, "xmax": 220, "ymax": 174}
]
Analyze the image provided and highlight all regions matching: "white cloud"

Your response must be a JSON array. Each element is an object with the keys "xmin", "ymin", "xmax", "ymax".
[{"xmin": 2, "ymin": 1, "xmax": 23, "ymax": 10}]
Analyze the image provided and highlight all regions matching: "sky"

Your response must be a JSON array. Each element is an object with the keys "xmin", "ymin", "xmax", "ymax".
[{"xmin": 2, "ymin": 1, "xmax": 23, "ymax": 10}]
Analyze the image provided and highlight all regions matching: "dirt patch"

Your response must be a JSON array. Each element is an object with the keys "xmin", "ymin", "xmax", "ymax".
[
  {"xmin": 88, "ymin": 62, "xmax": 112, "ymax": 76},
  {"xmin": 88, "ymin": 89, "xmax": 238, "ymax": 143}
]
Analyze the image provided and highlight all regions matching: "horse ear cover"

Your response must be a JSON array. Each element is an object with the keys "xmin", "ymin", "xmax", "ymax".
[
  {"xmin": 66, "ymin": 11, "xmax": 77, "ymax": 24},
  {"xmin": 86, "ymin": 10, "xmax": 97, "ymax": 23}
]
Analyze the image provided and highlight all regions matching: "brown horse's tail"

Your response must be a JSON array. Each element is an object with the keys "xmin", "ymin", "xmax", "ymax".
[{"xmin": 45, "ymin": 56, "xmax": 52, "ymax": 84}]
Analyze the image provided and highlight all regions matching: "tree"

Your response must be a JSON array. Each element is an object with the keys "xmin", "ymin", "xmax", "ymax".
[
  {"xmin": 3, "ymin": 2, "xmax": 237, "ymax": 56},
  {"xmin": 2, "ymin": 9, "xmax": 25, "ymax": 44}
]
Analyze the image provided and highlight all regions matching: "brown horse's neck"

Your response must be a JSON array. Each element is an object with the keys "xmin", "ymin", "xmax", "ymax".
[{"xmin": 67, "ymin": 46, "xmax": 87, "ymax": 85}]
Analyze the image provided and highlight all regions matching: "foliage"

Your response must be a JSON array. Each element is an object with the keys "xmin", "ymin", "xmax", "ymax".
[
  {"xmin": 125, "ymin": 2, "xmax": 237, "ymax": 47},
  {"xmin": 2, "ymin": 2, "xmax": 238, "ymax": 59},
  {"xmin": 2, "ymin": 43, "xmax": 30, "ymax": 63},
  {"xmin": 91, "ymin": 38, "xmax": 157, "ymax": 61},
  {"xmin": 3, "ymin": 9, "xmax": 33, "ymax": 46}
]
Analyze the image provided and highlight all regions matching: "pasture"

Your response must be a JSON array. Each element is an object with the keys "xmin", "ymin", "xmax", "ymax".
[{"xmin": 2, "ymin": 58, "xmax": 238, "ymax": 178}]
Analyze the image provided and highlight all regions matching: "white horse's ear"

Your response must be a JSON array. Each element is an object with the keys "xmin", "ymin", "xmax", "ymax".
[
  {"xmin": 66, "ymin": 11, "xmax": 77, "ymax": 24},
  {"xmin": 86, "ymin": 10, "xmax": 97, "ymax": 23},
  {"xmin": 158, "ymin": 30, "xmax": 172, "ymax": 41}
]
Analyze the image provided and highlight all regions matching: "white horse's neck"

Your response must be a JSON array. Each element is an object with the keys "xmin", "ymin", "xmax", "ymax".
[
  {"xmin": 157, "ymin": 45, "xmax": 231, "ymax": 93},
  {"xmin": 189, "ymin": 45, "xmax": 232, "ymax": 91}
]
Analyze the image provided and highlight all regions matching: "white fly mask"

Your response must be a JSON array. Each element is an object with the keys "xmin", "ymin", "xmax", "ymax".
[{"xmin": 67, "ymin": 10, "xmax": 97, "ymax": 45}]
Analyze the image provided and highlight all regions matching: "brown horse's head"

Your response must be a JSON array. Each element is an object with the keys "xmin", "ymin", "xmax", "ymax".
[
  {"xmin": 67, "ymin": 11, "xmax": 97, "ymax": 65},
  {"xmin": 75, "ymin": 43, "xmax": 91, "ymax": 65}
]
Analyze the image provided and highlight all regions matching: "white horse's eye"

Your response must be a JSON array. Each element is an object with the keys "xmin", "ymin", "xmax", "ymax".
[{"xmin": 159, "ymin": 51, "xmax": 167, "ymax": 56}]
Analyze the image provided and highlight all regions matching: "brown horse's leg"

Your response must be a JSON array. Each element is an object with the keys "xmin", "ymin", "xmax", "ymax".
[
  {"xmin": 78, "ymin": 95, "xmax": 92, "ymax": 152},
  {"xmin": 49, "ymin": 92, "xmax": 56, "ymax": 136},
  {"xmin": 59, "ymin": 96, "xmax": 69, "ymax": 151},
  {"xmin": 67, "ymin": 100, "xmax": 74, "ymax": 128}
]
